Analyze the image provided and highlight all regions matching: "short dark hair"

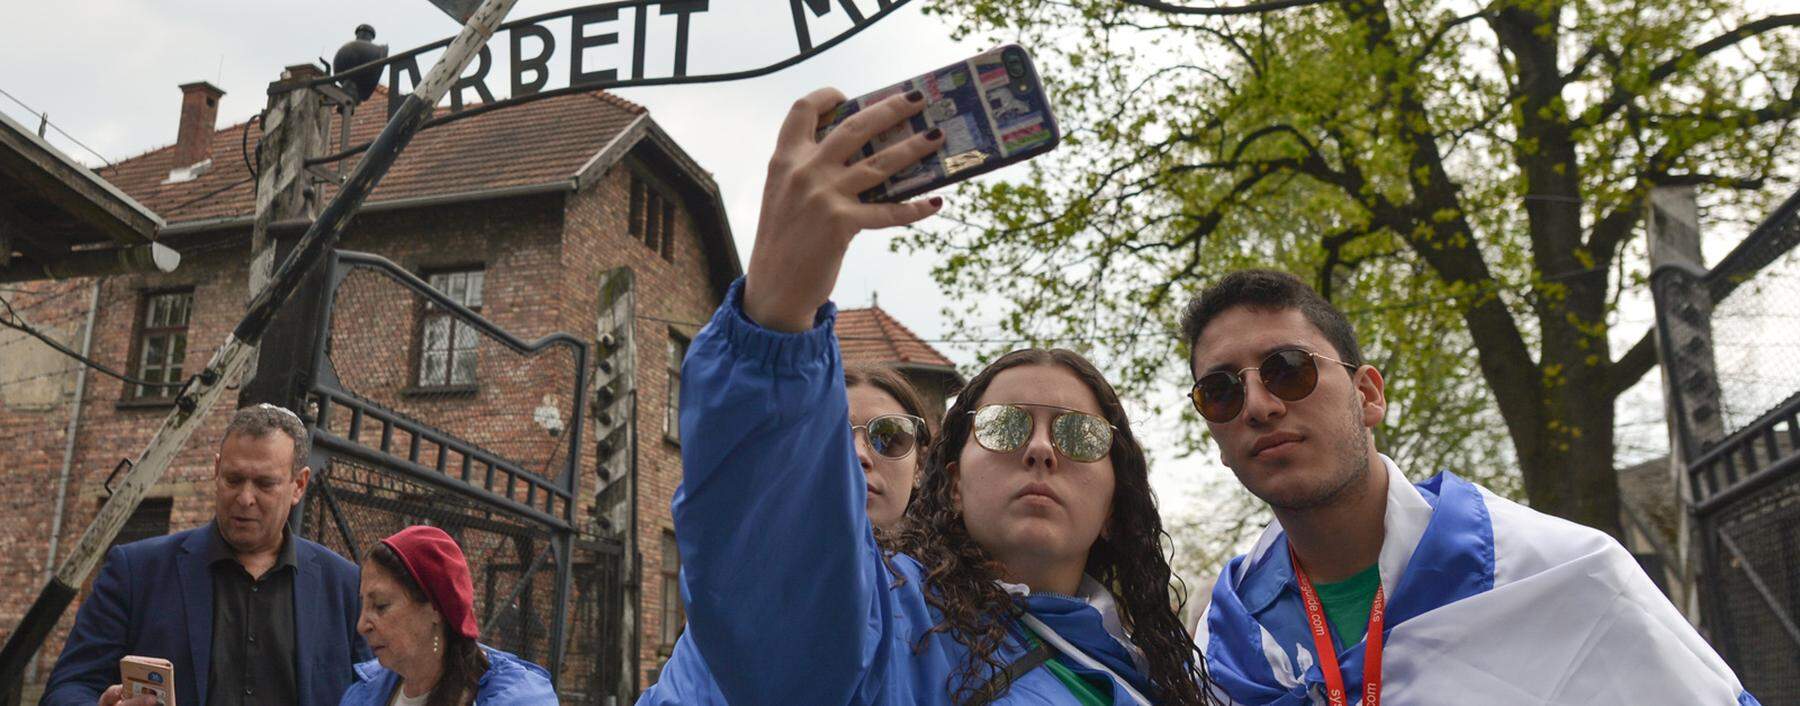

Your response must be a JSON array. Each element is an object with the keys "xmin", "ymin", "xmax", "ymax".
[
  {"xmin": 1178, "ymin": 269, "xmax": 1364, "ymax": 373},
  {"xmin": 223, "ymin": 403, "xmax": 309, "ymax": 472}
]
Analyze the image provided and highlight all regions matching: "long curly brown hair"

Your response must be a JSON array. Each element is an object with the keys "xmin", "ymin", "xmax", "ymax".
[{"xmin": 890, "ymin": 348, "xmax": 1217, "ymax": 705}]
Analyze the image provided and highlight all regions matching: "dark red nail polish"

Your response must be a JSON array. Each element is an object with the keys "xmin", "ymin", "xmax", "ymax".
[
  {"xmin": 905, "ymin": 90, "xmax": 924, "ymax": 102},
  {"xmin": 926, "ymin": 127, "xmax": 943, "ymax": 140},
  {"xmin": 929, "ymin": 196, "xmax": 944, "ymax": 207}
]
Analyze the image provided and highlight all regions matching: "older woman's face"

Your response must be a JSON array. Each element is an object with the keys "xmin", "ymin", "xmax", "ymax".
[{"xmin": 357, "ymin": 561, "xmax": 444, "ymax": 679}]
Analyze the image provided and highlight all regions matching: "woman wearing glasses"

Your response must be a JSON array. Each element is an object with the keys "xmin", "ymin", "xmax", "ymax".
[
  {"xmin": 645, "ymin": 364, "xmax": 934, "ymax": 703},
  {"xmin": 637, "ymin": 86, "xmax": 1213, "ymax": 705}
]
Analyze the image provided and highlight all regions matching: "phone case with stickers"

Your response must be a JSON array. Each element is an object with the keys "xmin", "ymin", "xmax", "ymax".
[
  {"xmin": 817, "ymin": 44, "xmax": 1061, "ymax": 203},
  {"xmin": 120, "ymin": 655, "xmax": 176, "ymax": 706}
]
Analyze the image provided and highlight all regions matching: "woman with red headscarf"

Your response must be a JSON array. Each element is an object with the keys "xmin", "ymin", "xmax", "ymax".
[{"xmin": 338, "ymin": 526, "xmax": 557, "ymax": 706}]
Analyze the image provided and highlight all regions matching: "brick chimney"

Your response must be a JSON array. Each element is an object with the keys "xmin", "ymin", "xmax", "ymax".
[{"xmin": 172, "ymin": 81, "xmax": 225, "ymax": 168}]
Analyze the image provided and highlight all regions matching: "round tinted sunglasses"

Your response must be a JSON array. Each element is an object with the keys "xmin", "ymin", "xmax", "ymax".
[
  {"xmin": 1189, "ymin": 348, "xmax": 1358, "ymax": 423},
  {"xmin": 969, "ymin": 403, "xmax": 1115, "ymax": 463},
  {"xmin": 850, "ymin": 413, "xmax": 927, "ymax": 459}
]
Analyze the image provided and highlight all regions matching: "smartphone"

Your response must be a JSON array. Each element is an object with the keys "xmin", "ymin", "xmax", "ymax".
[
  {"xmin": 120, "ymin": 655, "xmax": 175, "ymax": 706},
  {"xmin": 817, "ymin": 44, "xmax": 1061, "ymax": 203}
]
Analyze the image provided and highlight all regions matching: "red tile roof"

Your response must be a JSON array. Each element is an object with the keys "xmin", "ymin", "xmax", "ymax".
[
  {"xmin": 837, "ymin": 306, "xmax": 956, "ymax": 370},
  {"xmin": 97, "ymin": 87, "xmax": 646, "ymax": 225}
]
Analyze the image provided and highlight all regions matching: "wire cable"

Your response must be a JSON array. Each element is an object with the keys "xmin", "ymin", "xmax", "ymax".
[
  {"xmin": 0, "ymin": 294, "xmax": 183, "ymax": 390},
  {"xmin": 0, "ymin": 86, "xmax": 116, "ymax": 169}
]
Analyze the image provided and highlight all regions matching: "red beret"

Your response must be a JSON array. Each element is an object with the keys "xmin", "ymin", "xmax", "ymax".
[{"xmin": 381, "ymin": 526, "xmax": 479, "ymax": 640}]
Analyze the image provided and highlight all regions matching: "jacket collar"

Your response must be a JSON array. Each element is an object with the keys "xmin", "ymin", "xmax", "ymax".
[{"xmin": 999, "ymin": 574, "xmax": 1150, "ymax": 675}]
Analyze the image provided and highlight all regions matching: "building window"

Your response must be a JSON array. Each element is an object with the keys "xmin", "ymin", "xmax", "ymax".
[
  {"xmin": 644, "ymin": 189, "xmax": 663, "ymax": 252},
  {"xmin": 629, "ymin": 178, "xmax": 645, "ymax": 239},
  {"xmin": 660, "ymin": 530, "xmax": 684, "ymax": 649},
  {"xmin": 664, "ymin": 333, "xmax": 688, "ymax": 444},
  {"xmin": 629, "ymin": 174, "xmax": 676, "ymax": 261},
  {"xmin": 419, "ymin": 268, "xmax": 485, "ymax": 388},
  {"xmin": 660, "ymin": 201, "xmax": 676, "ymax": 262},
  {"xmin": 131, "ymin": 290, "xmax": 193, "ymax": 399},
  {"xmin": 105, "ymin": 496, "xmax": 172, "ymax": 551}
]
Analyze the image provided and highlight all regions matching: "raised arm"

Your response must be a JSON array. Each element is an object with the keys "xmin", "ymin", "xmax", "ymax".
[{"xmin": 670, "ymin": 87, "xmax": 943, "ymax": 705}]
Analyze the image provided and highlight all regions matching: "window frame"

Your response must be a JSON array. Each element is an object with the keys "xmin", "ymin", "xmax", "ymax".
[
  {"xmin": 412, "ymin": 265, "xmax": 487, "ymax": 393},
  {"xmin": 122, "ymin": 288, "xmax": 195, "ymax": 404},
  {"xmin": 658, "ymin": 529, "xmax": 684, "ymax": 650}
]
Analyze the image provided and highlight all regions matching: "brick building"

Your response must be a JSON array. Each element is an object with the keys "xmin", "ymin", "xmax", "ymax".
[
  {"xmin": 0, "ymin": 64, "xmax": 748, "ymax": 699},
  {"xmin": 0, "ymin": 60, "xmax": 970, "ymax": 700}
]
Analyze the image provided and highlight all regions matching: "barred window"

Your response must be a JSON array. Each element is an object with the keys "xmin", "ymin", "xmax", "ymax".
[
  {"xmin": 419, "ymin": 268, "xmax": 485, "ymax": 388},
  {"xmin": 132, "ymin": 290, "xmax": 193, "ymax": 399}
]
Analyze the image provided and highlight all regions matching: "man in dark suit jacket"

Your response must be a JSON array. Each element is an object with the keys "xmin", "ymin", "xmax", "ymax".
[{"xmin": 41, "ymin": 404, "xmax": 369, "ymax": 706}]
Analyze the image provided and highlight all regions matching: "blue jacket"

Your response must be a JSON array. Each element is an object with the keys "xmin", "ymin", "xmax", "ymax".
[
  {"xmin": 41, "ymin": 522, "xmax": 369, "ymax": 706},
  {"xmin": 636, "ymin": 279, "xmax": 1155, "ymax": 705},
  {"xmin": 337, "ymin": 645, "xmax": 558, "ymax": 705}
]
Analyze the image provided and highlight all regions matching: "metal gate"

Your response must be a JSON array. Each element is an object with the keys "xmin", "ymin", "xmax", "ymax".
[
  {"xmin": 293, "ymin": 250, "xmax": 625, "ymax": 699},
  {"xmin": 1651, "ymin": 189, "xmax": 1800, "ymax": 702}
]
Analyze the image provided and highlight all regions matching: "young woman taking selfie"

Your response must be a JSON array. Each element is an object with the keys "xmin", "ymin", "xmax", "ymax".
[{"xmin": 635, "ymin": 87, "xmax": 1214, "ymax": 705}]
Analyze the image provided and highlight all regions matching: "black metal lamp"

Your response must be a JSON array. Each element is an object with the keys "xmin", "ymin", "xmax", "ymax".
[{"xmin": 332, "ymin": 24, "xmax": 388, "ymax": 103}]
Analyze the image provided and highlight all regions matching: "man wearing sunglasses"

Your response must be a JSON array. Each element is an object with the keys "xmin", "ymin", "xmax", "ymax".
[{"xmin": 1185, "ymin": 269, "xmax": 1755, "ymax": 706}]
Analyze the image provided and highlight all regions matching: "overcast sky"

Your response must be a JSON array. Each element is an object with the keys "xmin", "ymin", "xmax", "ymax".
[{"xmin": 1, "ymin": 0, "xmax": 1230, "ymax": 525}]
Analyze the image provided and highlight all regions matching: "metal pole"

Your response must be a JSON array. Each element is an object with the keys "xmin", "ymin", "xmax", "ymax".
[{"xmin": 0, "ymin": 0, "xmax": 521, "ymax": 689}]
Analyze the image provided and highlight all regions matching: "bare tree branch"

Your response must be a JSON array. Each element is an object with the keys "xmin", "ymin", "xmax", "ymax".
[{"xmin": 1607, "ymin": 328, "xmax": 1659, "ymax": 399}]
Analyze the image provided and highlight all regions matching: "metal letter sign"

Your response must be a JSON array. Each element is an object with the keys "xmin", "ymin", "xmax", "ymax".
[{"xmin": 323, "ymin": 0, "xmax": 914, "ymax": 121}]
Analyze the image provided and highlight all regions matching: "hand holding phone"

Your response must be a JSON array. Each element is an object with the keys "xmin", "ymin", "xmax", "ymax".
[
  {"xmin": 113, "ymin": 655, "xmax": 175, "ymax": 706},
  {"xmin": 817, "ymin": 44, "xmax": 1060, "ymax": 203},
  {"xmin": 744, "ymin": 88, "xmax": 945, "ymax": 332},
  {"xmin": 743, "ymin": 45, "xmax": 1059, "ymax": 333}
]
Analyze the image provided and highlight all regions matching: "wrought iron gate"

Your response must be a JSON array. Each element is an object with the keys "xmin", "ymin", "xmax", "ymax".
[
  {"xmin": 1652, "ymin": 189, "xmax": 1800, "ymax": 702},
  {"xmin": 293, "ymin": 250, "xmax": 625, "ymax": 700}
]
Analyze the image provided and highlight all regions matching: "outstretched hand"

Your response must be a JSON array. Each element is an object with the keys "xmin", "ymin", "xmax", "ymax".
[{"xmin": 743, "ymin": 87, "xmax": 946, "ymax": 332}]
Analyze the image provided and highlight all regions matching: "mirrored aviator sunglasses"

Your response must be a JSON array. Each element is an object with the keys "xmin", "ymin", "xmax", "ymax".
[
  {"xmin": 1188, "ymin": 348, "xmax": 1357, "ymax": 423},
  {"xmin": 851, "ymin": 414, "xmax": 926, "ymax": 459},
  {"xmin": 968, "ymin": 403, "xmax": 1114, "ymax": 463}
]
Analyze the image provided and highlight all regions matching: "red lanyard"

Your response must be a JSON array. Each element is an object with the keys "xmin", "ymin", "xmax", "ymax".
[{"xmin": 1289, "ymin": 546, "xmax": 1385, "ymax": 706}]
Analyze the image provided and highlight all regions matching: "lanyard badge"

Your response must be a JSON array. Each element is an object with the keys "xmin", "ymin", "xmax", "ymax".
[{"xmin": 1288, "ymin": 546, "xmax": 1386, "ymax": 706}]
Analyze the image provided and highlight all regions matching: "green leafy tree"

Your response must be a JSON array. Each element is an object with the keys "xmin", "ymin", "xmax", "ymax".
[{"xmin": 907, "ymin": 0, "xmax": 1798, "ymax": 538}]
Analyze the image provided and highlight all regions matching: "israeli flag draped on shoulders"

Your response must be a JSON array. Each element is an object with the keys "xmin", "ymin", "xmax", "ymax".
[{"xmin": 1198, "ymin": 455, "xmax": 1758, "ymax": 706}]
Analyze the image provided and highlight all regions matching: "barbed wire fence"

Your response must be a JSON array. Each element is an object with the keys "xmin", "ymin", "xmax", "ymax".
[{"xmin": 1652, "ymin": 187, "xmax": 1800, "ymax": 703}]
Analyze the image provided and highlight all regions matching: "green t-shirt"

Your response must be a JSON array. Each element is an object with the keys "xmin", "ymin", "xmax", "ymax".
[
  {"xmin": 1021, "ymin": 626, "xmax": 1113, "ymax": 706},
  {"xmin": 1312, "ymin": 563, "xmax": 1381, "ymax": 646}
]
